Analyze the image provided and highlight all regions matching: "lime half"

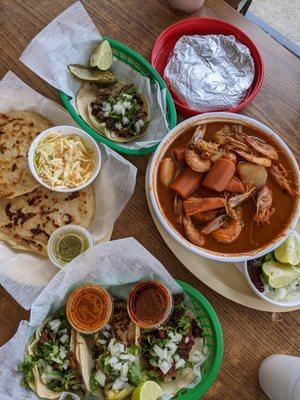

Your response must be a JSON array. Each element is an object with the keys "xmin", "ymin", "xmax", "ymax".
[
  {"xmin": 131, "ymin": 381, "xmax": 163, "ymax": 400},
  {"xmin": 90, "ymin": 40, "xmax": 113, "ymax": 70},
  {"xmin": 55, "ymin": 233, "xmax": 85, "ymax": 263},
  {"xmin": 274, "ymin": 234, "xmax": 300, "ymax": 265},
  {"xmin": 262, "ymin": 260, "xmax": 300, "ymax": 289}
]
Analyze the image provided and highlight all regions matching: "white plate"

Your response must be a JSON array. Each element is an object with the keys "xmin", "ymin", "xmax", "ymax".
[{"xmin": 146, "ymin": 161, "xmax": 300, "ymax": 312}]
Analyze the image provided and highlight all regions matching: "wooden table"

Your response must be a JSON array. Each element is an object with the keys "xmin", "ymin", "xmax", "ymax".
[{"xmin": 0, "ymin": 0, "xmax": 299, "ymax": 398}]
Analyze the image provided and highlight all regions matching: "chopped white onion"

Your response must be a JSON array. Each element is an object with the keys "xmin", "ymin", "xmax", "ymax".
[
  {"xmin": 175, "ymin": 358, "xmax": 186, "ymax": 370},
  {"xmin": 153, "ymin": 345, "xmax": 166, "ymax": 360},
  {"xmin": 60, "ymin": 334, "xmax": 69, "ymax": 344},
  {"xmin": 158, "ymin": 360, "xmax": 172, "ymax": 375},
  {"xmin": 109, "ymin": 356, "xmax": 119, "ymax": 367},
  {"xmin": 193, "ymin": 363, "xmax": 202, "ymax": 377},
  {"xmin": 112, "ymin": 377, "xmax": 127, "ymax": 390},
  {"xmin": 113, "ymin": 362, "xmax": 123, "ymax": 371},
  {"xmin": 48, "ymin": 319, "xmax": 61, "ymax": 333},
  {"xmin": 95, "ymin": 369, "xmax": 106, "ymax": 387}
]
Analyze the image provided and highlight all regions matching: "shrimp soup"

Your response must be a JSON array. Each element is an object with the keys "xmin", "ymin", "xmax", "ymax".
[{"xmin": 155, "ymin": 122, "xmax": 299, "ymax": 255}]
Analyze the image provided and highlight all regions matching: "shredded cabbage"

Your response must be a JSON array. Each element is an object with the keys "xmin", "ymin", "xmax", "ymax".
[{"xmin": 34, "ymin": 133, "xmax": 95, "ymax": 188}]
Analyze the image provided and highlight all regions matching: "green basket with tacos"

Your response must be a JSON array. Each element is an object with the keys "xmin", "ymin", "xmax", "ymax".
[
  {"xmin": 19, "ymin": 280, "xmax": 223, "ymax": 400},
  {"xmin": 59, "ymin": 36, "xmax": 177, "ymax": 156}
]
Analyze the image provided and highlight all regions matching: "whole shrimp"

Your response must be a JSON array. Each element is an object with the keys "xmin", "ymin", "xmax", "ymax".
[
  {"xmin": 201, "ymin": 214, "xmax": 229, "ymax": 235},
  {"xmin": 224, "ymin": 185, "xmax": 257, "ymax": 218},
  {"xmin": 254, "ymin": 185, "xmax": 275, "ymax": 224},
  {"xmin": 183, "ymin": 216, "xmax": 205, "ymax": 247},
  {"xmin": 233, "ymin": 149, "xmax": 272, "ymax": 167},
  {"xmin": 190, "ymin": 124, "xmax": 206, "ymax": 146},
  {"xmin": 212, "ymin": 207, "xmax": 244, "ymax": 243},
  {"xmin": 245, "ymin": 136, "xmax": 278, "ymax": 160},
  {"xmin": 197, "ymin": 140, "xmax": 219, "ymax": 159},
  {"xmin": 185, "ymin": 149, "xmax": 211, "ymax": 172},
  {"xmin": 269, "ymin": 165, "xmax": 299, "ymax": 196}
]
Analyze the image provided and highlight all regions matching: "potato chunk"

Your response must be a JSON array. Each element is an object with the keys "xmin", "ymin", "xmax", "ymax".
[{"xmin": 237, "ymin": 162, "xmax": 268, "ymax": 186}]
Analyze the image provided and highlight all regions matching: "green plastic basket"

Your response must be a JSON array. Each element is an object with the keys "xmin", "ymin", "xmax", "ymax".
[
  {"xmin": 59, "ymin": 36, "xmax": 177, "ymax": 156},
  {"xmin": 176, "ymin": 280, "xmax": 223, "ymax": 399}
]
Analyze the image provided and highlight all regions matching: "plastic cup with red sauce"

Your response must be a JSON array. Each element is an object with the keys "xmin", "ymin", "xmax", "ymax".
[
  {"xmin": 66, "ymin": 283, "xmax": 113, "ymax": 334},
  {"xmin": 127, "ymin": 280, "xmax": 173, "ymax": 329}
]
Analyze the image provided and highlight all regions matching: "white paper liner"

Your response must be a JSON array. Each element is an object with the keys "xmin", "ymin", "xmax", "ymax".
[
  {"xmin": 20, "ymin": 1, "xmax": 169, "ymax": 150},
  {"xmin": 0, "ymin": 71, "xmax": 137, "ymax": 309},
  {"xmin": 0, "ymin": 238, "xmax": 205, "ymax": 400}
]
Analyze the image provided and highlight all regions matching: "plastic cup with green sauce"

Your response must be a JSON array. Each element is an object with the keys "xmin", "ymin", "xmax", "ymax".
[{"xmin": 47, "ymin": 225, "xmax": 94, "ymax": 268}]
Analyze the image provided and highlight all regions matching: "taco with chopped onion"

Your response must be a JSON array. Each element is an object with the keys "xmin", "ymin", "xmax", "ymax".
[
  {"xmin": 19, "ymin": 308, "xmax": 84, "ymax": 399},
  {"xmin": 140, "ymin": 293, "xmax": 206, "ymax": 397},
  {"xmin": 76, "ymin": 299, "xmax": 143, "ymax": 400},
  {"xmin": 76, "ymin": 81, "xmax": 150, "ymax": 143}
]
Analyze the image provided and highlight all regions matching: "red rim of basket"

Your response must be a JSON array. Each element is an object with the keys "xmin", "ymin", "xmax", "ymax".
[{"xmin": 151, "ymin": 17, "xmax": 265, "ymax": 116}]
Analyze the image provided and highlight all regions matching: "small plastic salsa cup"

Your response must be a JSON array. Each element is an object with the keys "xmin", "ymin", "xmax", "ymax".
[
  {"xmin": 127, "ymin": 280, "xmax": 173, "ymax": 329},
  {"xmin": 66, "ymin": 283, "xmax": 112, "ymax": 334}
]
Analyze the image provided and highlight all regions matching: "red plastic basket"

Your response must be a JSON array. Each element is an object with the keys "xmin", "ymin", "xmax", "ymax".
[{"xmin": 151, "ymin": 17, "xmax": 264, "ymax": 117}]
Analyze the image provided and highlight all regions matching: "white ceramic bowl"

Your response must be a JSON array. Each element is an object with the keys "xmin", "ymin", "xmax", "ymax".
[
  {"xmin": 148, "ymin": 112, "xmax": 300, "ymax": 263},
  {"xmin": 242, "ymin": 259, "xmax": 300, "ymax": 308},
  {"xmin": 28, "ymin": 125, "xmax": 101, "ymax": 193},
  {"xmin": 47, "ymin": 224, "xmax": 94, "ymax": 269}
]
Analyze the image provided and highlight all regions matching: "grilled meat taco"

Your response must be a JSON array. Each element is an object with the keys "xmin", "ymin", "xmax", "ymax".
[
  {"xmin": 76, "ymin": 299, "xmax": 143, "ymax": 400},
  {"xmin": 19, "ymin": 308, "xmax": 84, "ymax": 399},
  {"xmin": 76, "ymin": 82, "xmax": 149, "ymax": 143},
  {"xmin": 140, "ymin": 293, "xmax": 206, "ymax": 397}
]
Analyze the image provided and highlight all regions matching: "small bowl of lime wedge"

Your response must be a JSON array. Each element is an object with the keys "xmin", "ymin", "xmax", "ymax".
[
  {"xmin": 47, "ymin": 225, "xmax": 94, "ymax": 268},
  {"xmin": 243, "ymin": 233, "xmax": 300, "ymax": 307}
]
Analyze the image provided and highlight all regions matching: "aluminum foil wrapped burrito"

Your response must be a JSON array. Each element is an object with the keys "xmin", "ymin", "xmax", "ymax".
[{"xmin": 164, "ymin": 35, "xmax": 255, "ymax": 111}]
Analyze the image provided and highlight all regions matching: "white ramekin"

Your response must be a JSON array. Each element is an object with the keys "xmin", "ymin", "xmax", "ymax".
[
  {"xmin": 47, "ymin": 224, "xmax": 94, "ymax": 269},
  {"xmin": 240, "ymin": 260, "xmax": 300, "ymax": 308},
  {"xmin": 28, "ymin": 125, "xmax": 101, "ymax": 193},
  {"xmin": 148, "ymin": 112, "xmax": 300, "ymax": 263}
]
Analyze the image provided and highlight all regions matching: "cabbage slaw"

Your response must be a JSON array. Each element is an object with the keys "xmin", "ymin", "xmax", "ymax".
[{"xmin": 34, "ymin": 133, "xmax": 95, "ymax": 188}]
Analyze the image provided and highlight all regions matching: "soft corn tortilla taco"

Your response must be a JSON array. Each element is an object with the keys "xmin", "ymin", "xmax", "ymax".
[
  {"xmin": 76, "ymin": 82, "xmax": 149, "ymax": 143},
  {"xmin": 0, "ymin": 111, "xmax": 52, "ymax": 199},
  {"xmin": 139, "ymin": 293, "xmax": 206, "ymax": 398},
  {"xmin": 76, "ymin": 300, "xmax": 141, "ymax": 399},
  {"xmin": 20, "ymin": 311, "xmax": 83, "ymax": 399},
  {"xmin": 159, "ymin": 337, "xmax": 204, "ymax": 397}
]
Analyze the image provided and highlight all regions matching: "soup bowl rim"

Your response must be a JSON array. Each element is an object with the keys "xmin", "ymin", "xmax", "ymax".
[{"xmin": 148, "ymin": 111, "xmax": 300, "ymax": 263}]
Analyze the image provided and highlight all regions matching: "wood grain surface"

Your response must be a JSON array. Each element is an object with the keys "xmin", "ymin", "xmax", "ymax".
[{"xmin": 0, "ymin": 0, "xmax": 299, "ymax": 399}]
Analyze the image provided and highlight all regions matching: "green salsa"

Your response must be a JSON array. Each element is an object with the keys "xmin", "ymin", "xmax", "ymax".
[{"xmin": 53, "ymin": 232, "xmax": 90, "ymax": 264}]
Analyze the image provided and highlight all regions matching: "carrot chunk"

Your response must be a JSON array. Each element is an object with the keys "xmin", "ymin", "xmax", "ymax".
[
  {"xmin": 172, "ymin": 148, "xmax": 186, "ymax": 163},
  {"xmin": 225, "ymin": 175, "xmax": 245, "ymax": 193},
  {"xmin": 203, "ymin": 158, "xmax": 236, "ymax": 192},
  {"xmin": 183, "ymin": 197, "xmax": 224, "ymax": 216},
  {"xmin": 170, "ymin": 168, "xmax": 202, "ymax": 198}
]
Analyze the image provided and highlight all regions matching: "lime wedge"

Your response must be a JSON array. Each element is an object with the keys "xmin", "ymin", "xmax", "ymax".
[
  {"xmin": 262, "ymin": 260, "xmax": 300, "ymax": 289},
  {"xmin": 55, "ymin": 233, "xmax": 85, "ymax": 263},
  {"xmin": 131, "ymin": 381, "xmax": 163, "ymax": 400},
  {"xmin": 274, "ymin": 234, "xmax": 300, "ymax": 265},
  {"xmin": 90, "ymin": 40, "xmax": 113, "ymax": 70}
]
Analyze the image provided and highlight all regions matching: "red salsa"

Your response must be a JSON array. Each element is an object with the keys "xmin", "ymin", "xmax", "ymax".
[
  {"xmin": 66, "ymin": 283, "xmax": 112, "ymax": 334},
  {"xmin": 127, "ymin": 280, "xmax": 173, "ymax": 329}
]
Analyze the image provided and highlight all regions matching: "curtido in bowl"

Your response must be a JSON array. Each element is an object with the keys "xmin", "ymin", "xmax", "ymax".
[
  {"xmin": 148, "ymin": 112, "xmax": 300, "ymax": 263},
  {"xmin": 28, "ymin": 126, "xmax": 101, "ymax": 192},
  {"xmin": 244, "ymin": 233, "xmax": 300, "ymax": 307}
]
